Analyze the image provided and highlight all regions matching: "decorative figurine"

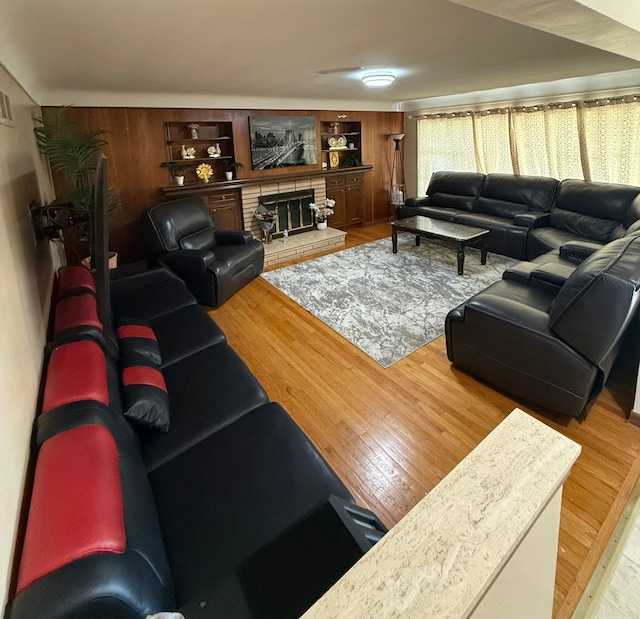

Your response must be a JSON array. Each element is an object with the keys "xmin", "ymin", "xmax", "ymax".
[
  {"xmin": 188, "ymin": 123, "xmax": 200, "ymax": 139},
  {"xmin": 181, "ymin": 144, "xmax": 188, "ymax": 159}
]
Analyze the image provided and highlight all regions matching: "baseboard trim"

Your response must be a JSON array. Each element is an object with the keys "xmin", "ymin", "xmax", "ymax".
[{"xmin": 629, "ymin": 409, "xmax": 640, "ymax": 427}]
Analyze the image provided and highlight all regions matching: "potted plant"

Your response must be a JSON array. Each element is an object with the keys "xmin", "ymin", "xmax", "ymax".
[
  {"xmin": 224, "ymin": 159, "xmax": 244, "ymax": 181},
  {"xmin": 33, "ymin": 106, "xmax": 119, "ymax": 263},
  {"xmin": 339, "ymin": 152, "xmax": 362, "ymax": 168},
  {"xmin": 160, "ymin": 161, "xmax": 190, "ymax": 186}
]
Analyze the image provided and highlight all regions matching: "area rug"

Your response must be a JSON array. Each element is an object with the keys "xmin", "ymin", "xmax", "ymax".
[{"xmin": 261, "ymin": 234, "xmax": 520, "ymax": 367}]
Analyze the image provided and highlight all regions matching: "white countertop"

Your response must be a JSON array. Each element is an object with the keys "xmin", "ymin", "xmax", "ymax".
[{"xmin": 302, "ymin": 408, "xmax": 582, "ymax": 619}]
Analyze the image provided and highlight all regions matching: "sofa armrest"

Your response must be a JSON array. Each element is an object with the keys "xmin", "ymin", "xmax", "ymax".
[
  {"xmin": 404, "ymin": 195, "xmax": 431, "ymax": 209},
  {"xmin": 158, "ymin": 249, "xmax": 216, "ymax": 275},
  {"xmin": 215, "ymin": 230, "xmax": 254, "ymax": 245},
  {"xmin": 559, "ymin": 240, "xmax": 603, "ymax": 263},
  {"xmin": 513, "ymin": 211, "xmax": 550, "ymax": 229}
]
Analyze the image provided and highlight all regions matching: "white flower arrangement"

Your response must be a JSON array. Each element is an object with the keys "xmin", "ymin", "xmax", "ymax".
[{"xmin": 309, "ymin": 198, "xmax": 336, "ymax": 222}]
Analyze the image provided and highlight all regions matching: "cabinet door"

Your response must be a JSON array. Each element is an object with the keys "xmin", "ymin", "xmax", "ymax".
[
  {"xmin": 326, "ymin": 177, "xmax": 346, "ymax": 228},
  {"xmin": 345, "ymin": 174, "xmax": 364, "ymax": 225},
  {"xmin": 206, "ymin": 191, "xmax": 242, "ymax": 230}
]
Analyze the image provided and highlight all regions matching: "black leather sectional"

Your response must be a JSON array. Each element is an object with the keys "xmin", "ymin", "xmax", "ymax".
[
  {"xmin": 401, "ymin": 171, "xmax": 640, "ymax": 418},
  {"xmin": 10, "ymin": 265, "xmax": 385, "ymax": 619},
  {"xmin": 400, "ymin": 171, "xmax": 640, "ymax": 260}
]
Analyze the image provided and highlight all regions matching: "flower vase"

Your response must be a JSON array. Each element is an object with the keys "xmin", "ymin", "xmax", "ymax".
[{"xmin": 317, "ymin": 221, "xmax": 328, "ymax": 230}]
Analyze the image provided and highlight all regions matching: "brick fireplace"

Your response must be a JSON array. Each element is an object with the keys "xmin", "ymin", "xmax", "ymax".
[{"xmin": 241, "ymin": 177, "xmax": 345, "ymax": 268}]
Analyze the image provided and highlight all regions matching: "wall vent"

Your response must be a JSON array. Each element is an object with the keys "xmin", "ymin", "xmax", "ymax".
[{"xmin": 0, "ymin": 91, "xmax": 15, "ymax": 127}]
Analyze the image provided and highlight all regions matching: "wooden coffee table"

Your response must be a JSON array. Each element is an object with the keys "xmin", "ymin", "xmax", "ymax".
[{"xmin": 392, "ymin": 216, "xmax": 490, "ymax": 275}]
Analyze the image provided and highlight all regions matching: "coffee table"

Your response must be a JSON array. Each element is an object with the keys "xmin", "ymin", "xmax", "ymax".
[{"xmin": 392, "ymin": 216, "xmax": 490, "ymax": 275}]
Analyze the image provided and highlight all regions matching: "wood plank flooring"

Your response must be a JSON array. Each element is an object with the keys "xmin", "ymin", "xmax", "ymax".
[{"xmin": 209, "ymin": 223, "xmax": 640, "ymax": 618}]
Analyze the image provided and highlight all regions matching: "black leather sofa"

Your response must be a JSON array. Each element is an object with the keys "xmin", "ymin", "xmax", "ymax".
[
  {"xmin": 141, "ymin": 196, "xmax": 265, "ymax": 307},
  {"xmin": 446, "ymin": 233, "xmax": 640, "ymax": 417},
  {"xmin": 400, "ymin": 171, "xmax": 640, "ymax": 260},
  {"xmin": 10, "ymin": 265, "xmax": 385, "ymax": 619}
]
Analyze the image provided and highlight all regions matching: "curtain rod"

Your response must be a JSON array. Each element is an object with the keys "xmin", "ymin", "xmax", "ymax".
[{"xmin": 409, "ymin": 94, "xmax": 640, "ymax": 120}]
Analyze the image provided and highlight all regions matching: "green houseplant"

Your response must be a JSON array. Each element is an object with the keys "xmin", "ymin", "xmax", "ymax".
[
  {"xmin": 224, "ymin": 159, "xmax": 244, "ymax": 180},
  {"xmin": 160, "ymin": 161, "xmax": 190, "ymax": 186},
  {"xmin": 33, "ymin": 106, "xmax": 118, "ymax": 263}
]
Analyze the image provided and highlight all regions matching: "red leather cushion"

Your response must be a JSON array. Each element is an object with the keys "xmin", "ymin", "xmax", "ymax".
[
  {"xmin": 57, "ymin": 265, "xmax": 96, "ymax": 294},
  {"xmin": 54, "ymin": 294, "xmax": 103, "ymax": 333},
  {"xmin": 43, "ymin": 341, "xmax": 109, "ymax": 412},
  {"xmin": 122, "ymin": 366, "xmax": 167, "ymax": 391},
  {"xmin": 17, "ymin": 425, "xmax": 126, "ymax": 592},
  {"xmin": 116, "ymin": 324, "xmax": 157, "ymax": 341}
]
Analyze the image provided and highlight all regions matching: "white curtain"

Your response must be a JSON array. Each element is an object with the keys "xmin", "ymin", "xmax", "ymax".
[
  {"xmin": 473, "ymin": 112, "xmax": 513, "ymax": 175},
  {"xmin": 416, "ymin": 96, "xmax": 640, "ymax": 187},
  {"xmin": 582, "ymin": 101, "xmax": 640, "ymax": 185},
  {"xmin": 417, "ymin": 115, "xmax": 475, "ymax": 197}
]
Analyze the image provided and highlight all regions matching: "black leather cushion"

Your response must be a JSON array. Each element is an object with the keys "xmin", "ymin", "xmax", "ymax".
[
  {"xmin": 148, "ymin": 402, "xmax": 354, "ymax": 607},
  {"xmin": 397, "ymin": 204, "xmax": 464, "ymax": 222},
  {"xmin": 143, "ymin": 197, "xmax": 216, "ymax": 256},
  {"xmin": 148, "ymin": 304, "xmax": 226, "ymax": 368},
  {"xmin": 452, "ymin": 213, "xmax": 528, "ymax": 259},
  {"xmin": 179, "ymin": 227, "xmax": 216, "ymax": 251},
  {"xmin": 426, "ymin": 171, "xmax": 485, "ymax": 212},
  {"xmin": 111, "ymin": 268, "xmax": 196, "ymax": 322},
  {"xmin": 478, "ymin": 173, "xmax": 558, "ymax": 217},
  {"xmin": 526, "ymin": 227, "xmax": 603, "ymax": 260},
  {"xmin": 139, "ymin": 343, "xmax": 269, "ymax": 472},
  {"xmin": 550, "ymin": 179, "xmax": 640, "ymax": 243}
]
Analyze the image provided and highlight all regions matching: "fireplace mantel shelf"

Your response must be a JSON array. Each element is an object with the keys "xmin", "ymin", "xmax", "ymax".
[{"xmin": 161, "ymin": 165, "xmax": 373, "ymax": 196}]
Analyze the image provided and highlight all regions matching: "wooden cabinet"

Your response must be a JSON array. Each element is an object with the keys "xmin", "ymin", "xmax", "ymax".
[
  {"xmin": 204, "ymin": 189, "xmax": 243, "ymax": 230},
  {"xmin": 326, "ymin": 172, "xmax": 364, "ymax": 228},
  {"xmin": 326, "ymin": 176, "xmax": 347, "ymax": 228},
  {"xmin": 345, "ymin": 173, "xmax": 364, "ymax": 224},
  {"xmin": 164, "ymin": 121, "xmax": 235, "ymax": 186},
  {"xmin": 320, "ymin": 120, "xmax": 362, "ymax": 170}
]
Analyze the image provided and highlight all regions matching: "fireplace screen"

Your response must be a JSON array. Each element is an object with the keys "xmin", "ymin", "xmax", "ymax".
[{"xmin": 258, "ymin": 189, "xmax": 315, "ymax": 237}]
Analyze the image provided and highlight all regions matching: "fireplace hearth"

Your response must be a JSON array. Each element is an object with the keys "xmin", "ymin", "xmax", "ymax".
[{"xmin": 258, "ymin": 189, "xmax": 315, "ymax": 237}]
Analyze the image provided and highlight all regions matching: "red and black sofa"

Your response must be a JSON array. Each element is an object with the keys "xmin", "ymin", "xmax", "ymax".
[{"xmin": 9, "ymin": 265, "xmax": 385, "ymax": 619}]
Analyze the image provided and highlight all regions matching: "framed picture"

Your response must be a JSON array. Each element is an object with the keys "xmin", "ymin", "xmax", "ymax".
[{"xmin": 249, "ymin": 115, "xmax": 317, "ymax": 170}]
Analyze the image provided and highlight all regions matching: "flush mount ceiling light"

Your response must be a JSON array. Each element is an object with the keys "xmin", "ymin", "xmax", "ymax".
[{"xmin": 362, "ymin": 72, "xmax": 395, "ymax": 88}]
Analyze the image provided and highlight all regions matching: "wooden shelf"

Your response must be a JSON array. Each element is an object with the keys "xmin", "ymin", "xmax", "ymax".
[{"xmin": 166, "ymin": 136, "xmax": 232, "ymax": 144}]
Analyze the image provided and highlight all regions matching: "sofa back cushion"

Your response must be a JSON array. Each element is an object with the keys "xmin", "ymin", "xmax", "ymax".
[
  {"xmin": 143, "ymin": 197, "xmax": 216, "ymax": 257},
  {"xmin": 550, "ymin": 179, "xmax": 640, "ymax": 243},
  {"xmin": 17, "ymin": 425, "xmax": 126, "ymax": 593},
  {"xmin": 549, "ymin": 234, "xmax": 640, "ymax": 365},
  {"xmin": 426, "ymin": 171, "xmax": 485, "ymax": 212},
  {"xmin": 476, "ymin": 173, "xmax": 558, "ymax": 219}
]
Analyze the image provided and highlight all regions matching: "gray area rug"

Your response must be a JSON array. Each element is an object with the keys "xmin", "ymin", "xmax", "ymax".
[{"xmin": 262, "ymin": 234, "xmax": 520, "ymax": 367}]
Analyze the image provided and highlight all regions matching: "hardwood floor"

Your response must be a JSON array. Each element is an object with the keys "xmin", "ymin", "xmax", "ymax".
[{"xmin": 209, "ymin": 222, "xmax": 640, "ymax": 618}]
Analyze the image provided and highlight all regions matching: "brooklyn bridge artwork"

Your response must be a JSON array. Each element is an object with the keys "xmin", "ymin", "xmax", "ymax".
[{"xmin": 249, "ymin": 115, "xmax": 317, "ymax": 170}]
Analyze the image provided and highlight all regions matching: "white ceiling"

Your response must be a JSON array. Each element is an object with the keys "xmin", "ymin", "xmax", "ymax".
[{"xmin": 1, "ymin": 0, "xmax": 639, "ymax": 111}]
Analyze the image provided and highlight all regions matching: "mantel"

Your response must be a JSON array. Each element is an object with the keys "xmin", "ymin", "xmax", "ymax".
[{"xmin": 160, "ymin": 165, "xmax": 373, "ymax": 196}]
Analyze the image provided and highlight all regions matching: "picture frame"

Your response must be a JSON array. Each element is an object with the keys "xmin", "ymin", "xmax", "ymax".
[{"xmin": 249, "ymin": 115, "xmax": 317, "ymax": 170}]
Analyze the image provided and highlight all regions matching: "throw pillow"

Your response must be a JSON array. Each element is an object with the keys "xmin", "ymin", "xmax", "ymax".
[
  {"xmin": 116, "ymin": 320, "xmax": 162, "ymax": 366},
  {"xmin": 121, "ymin": 363, "xmax": 170, "ymax": 432}
]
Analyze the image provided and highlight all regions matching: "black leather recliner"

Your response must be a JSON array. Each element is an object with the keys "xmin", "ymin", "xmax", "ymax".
[
  {"xmin": 141, "ymin": 197, "xmax": 264, "ymax": 307},
  {"xmin": 445, "ymin": 234, "xmax": 640, "ymax": 417}
]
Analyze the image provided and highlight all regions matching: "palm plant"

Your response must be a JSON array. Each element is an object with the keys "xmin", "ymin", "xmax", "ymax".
[{"xmin": 34, "ymin": 106, "xmax": 109, "ymax": 211}]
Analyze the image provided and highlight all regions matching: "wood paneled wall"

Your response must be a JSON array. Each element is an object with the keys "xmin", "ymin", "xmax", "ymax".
[{"xmin": 44, "ymin": 106, "xmax": 403, "ymax": 264}]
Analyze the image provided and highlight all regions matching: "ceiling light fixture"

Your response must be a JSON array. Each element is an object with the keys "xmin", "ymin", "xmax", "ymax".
[{"xmin": 362, "ymin": 72, "xmax": 395, "ymax": 88}]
